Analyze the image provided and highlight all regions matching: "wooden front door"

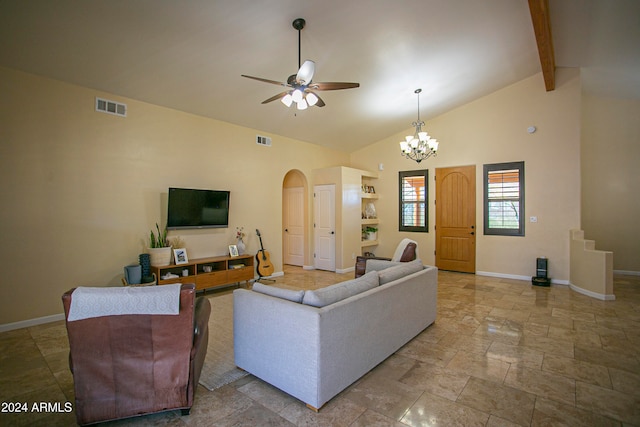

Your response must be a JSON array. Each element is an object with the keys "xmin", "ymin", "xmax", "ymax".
[{"xmin": 435, "ymin": 165, "xmax": 476, "ymax": 273}]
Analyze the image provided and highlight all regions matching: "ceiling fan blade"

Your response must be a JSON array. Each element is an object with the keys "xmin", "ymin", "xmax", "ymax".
[
  {"xmin": 261, "ymin": 91, "xmax": 289, "ymax": 104},
  {"xmin": 296, "ymin": 60, "xmax": 315, "ymax": 84},
  {"xmin": 309, "ymin": 82, "xmax": 360, "ymax": 91},
  {"xmin": 314, "ymin": 93, "xmax": 326, "ymax": 107},
  {"xmin": 241, "ymin": 75, "xmax": 289, "ymax": 87}
]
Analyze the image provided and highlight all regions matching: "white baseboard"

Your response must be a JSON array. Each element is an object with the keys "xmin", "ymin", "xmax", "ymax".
[
  {"xmin": 614, "ymin": 270, "xmax": 640, "ymax": 276},
  {"xmin": 0, "ymin": 313, "xmax": 65, "ymax": 333},
  {"xmin": 475, "ymin": 271, "xmax": 569, "ymax": 285},
  {"xmin": 3, "ymin": 268, "xmax": 625, "ymax": 333},
  {"xmin": 569, "ymin": 283, "xmax": 616, "ymax": 300}
]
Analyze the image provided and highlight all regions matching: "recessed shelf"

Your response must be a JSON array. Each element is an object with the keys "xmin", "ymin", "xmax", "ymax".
[
  {"xmin": 361, "ymin": 193, "xmax": 379, "ymax": 199},
  {"xmin": 361, "ymin": 240, "xmax": 379, "ymax": 247}
]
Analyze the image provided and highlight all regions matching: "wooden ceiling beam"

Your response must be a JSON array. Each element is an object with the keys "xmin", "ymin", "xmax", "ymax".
[{"xmin": 528, "ymin": 0, "xmax": 556, "ymax": 91}]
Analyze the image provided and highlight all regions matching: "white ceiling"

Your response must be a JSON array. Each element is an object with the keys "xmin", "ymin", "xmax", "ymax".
[{"xmin": 1, "ymin": 0, "xmax": 638, "ymax": 152}]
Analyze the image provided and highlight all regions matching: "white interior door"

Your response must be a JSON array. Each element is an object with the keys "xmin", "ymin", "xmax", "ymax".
[
  {"xmin": 283, "ymin": 187, "xmax": 304, "ymax": 266},
  {"xmin": 314, "ymin": 184, "xmax": 336, "ymax": 271}
]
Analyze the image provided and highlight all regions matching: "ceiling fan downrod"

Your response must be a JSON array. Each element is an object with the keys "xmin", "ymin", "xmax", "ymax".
[{"xmin": 292, "ymin": 18, "xmax": 305, "ymax": 70}]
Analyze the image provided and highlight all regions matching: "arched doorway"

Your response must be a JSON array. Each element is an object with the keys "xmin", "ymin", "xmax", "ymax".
[{"xmin": 282, "ymin": 170, "xmax": 309, "ymax": 267}]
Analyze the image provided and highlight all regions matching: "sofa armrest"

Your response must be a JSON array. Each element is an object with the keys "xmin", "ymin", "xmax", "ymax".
[
  {"xmin": 190, "ymin": 296, "xmax": 211, "ymax": 395},
  {"xmin": 354, "ymin": 256, "xmax": 391, "ymax": 278},
  {"xmin": 193, "ymin": 296, "xmax": 211, "ymax": 343}
]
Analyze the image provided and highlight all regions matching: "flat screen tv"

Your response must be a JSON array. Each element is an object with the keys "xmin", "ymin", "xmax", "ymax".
[{"xmin": 167, "ymin": 187, "xmax": 230, "ymax": 230}]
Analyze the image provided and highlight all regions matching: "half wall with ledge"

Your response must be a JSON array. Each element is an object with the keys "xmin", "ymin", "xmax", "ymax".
[{"xmin": 569, "ymin": 229, "xmax": 614, "ymax": 300}]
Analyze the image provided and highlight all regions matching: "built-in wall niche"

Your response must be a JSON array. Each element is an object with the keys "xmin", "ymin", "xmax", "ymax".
[{"xmin": 361, "ymin": 173, "xmax": 379, "ymax": 252}]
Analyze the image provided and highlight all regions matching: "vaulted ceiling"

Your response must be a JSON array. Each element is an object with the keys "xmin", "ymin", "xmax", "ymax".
[{"xmin": 1, "ymin": 0, "xmax": 638, "ymax": 152}]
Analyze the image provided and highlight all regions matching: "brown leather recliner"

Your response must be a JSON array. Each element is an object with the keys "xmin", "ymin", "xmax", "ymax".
[
  {"xmin": 355, "ymin": 239, "xmax": 418, "ymax": 278},
  {"xmin": 62, "ymin": 283, "xmax": 211, "ymax": 426}
]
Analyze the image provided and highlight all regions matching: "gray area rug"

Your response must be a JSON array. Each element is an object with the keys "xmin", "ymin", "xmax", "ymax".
[{"xmin": 198, "ymin": 291, "xmax": 248, "ymax": 391}]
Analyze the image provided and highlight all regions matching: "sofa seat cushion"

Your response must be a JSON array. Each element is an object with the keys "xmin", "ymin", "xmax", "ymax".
[
  {"xmin": 302, "ymin": 271, "xmax": 379, "ymax": 307},
  {"xmin": 379, "ymin": 259, "xmax": 424, "ymax": 285},
  {"xmin": 252, "ymin": 282, "xmax": 305, "ymax": 303}
]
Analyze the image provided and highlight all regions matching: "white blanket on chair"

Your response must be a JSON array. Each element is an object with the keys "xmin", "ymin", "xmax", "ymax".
[{"xmin": 67, "ymin": 284, "xmax": 182, "ymax": 321}]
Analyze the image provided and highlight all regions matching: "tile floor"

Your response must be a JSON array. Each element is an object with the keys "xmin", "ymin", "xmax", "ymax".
[{"xmin": 1, "ymin": 267, "xmax": 639, "ymax": 426}]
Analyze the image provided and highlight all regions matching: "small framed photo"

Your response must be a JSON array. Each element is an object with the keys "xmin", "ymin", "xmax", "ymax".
[
  {"xmin": 369, "ymin": 186, "xmax": 376, "ymax": 194},
  {"xmin": 173, "ymin": 248, "xmax": 189, "ymax": 265},
  {"xmin": 228, "ymin": 245, "xmax": 239, "ymax": 257}
]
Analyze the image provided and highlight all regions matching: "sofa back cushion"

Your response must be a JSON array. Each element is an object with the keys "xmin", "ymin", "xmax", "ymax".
[
  {"xmin": 365, "ymin": 259, "xmax": 402, "ymax": 274},
  {"xmin": 302, "ymin": 271, "xmax": 379, "ymax": 307},
  {"xmin": 252, "ymin": 282, "xmax": 305, "ymax": 303},
  {"xmin": 378, "ymin": 259, "xmax": 424, "ymax": 285}
]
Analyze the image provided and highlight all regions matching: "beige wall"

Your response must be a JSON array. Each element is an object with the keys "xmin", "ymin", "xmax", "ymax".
[
  {"xmin": 0, "ymin": 67, "xmax": 349, "ymax": 325},
  {"xmin": 350, "ymin": 69, "xmax": 583, "ymax": 281},
  {"xmin": 3, "ymin": 64, "xmax": 636, "ymax": 326},
  {"xmin": 581, "ymin": 95, "xmax": 640, "ymax": 272}
]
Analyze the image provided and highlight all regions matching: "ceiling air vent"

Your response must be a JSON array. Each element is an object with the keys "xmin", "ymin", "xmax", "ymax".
[
  {"xmin": 256, "ymin": 135, "xmax": 272, "ymax": 147},
  {"xmin": 95, "ymin": 97, "xmax": 127, "ymax": 117}
]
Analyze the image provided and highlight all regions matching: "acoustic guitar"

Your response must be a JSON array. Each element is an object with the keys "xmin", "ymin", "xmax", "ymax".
[{"xmin": 255, "ymin": 229, "xmax": 274, "ymax": 277}]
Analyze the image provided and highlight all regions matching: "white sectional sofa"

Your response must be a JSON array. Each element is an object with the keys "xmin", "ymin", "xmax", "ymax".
[{"xmin": 233, "ymin": 259, "xmax": 438, "ymax": 410}]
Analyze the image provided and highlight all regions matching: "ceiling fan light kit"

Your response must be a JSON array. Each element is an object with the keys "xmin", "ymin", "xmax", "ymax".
[
  {"xmin": 241, "ymin": 18, "xmax": 359, "ymax": 110},
  {"xmin": 399, "ymin": 89, "xmax": 440, "ymax": 163}
]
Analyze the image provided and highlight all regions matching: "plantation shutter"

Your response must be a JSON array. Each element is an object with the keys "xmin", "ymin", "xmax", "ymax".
[
  {"xmin": 483, "ymin": 162, "xmax": 525, "ymax": 236},
  {"xmin": 399, "ymin": 170, "xmax": 428, "ymax": 232}
]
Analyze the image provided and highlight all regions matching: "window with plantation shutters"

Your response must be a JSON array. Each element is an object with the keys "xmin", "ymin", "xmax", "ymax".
[
  {"xmin": 483, "ymin": 161, "xmax": 525, "ymax": 236},
  {"xmin": 399, "ymin": 170, "xmax": 429, "ymax": 232}
]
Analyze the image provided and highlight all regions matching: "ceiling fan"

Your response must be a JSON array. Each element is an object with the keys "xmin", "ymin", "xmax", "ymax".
[{"xmin": 241, "ymin": 18, "xmax": 360, "ymax": 110}]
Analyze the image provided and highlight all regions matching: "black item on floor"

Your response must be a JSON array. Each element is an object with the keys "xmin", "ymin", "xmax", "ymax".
[{"xmin": 532, "ymin": 257, "xmax": 551, "ymax": 286}]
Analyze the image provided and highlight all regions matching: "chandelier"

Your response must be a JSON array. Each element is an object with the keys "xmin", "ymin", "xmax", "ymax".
[{"xmin": 399, "ymin": 89, "xmax": 439, "ymax": 163}]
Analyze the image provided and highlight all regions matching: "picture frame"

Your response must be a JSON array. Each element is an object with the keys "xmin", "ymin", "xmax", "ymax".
[
  {"xmin": 228, "ymin": 244, "xmax": 239, "ymax": 257},
  {"xmin": 173, "ymin": 248, "xmax": 189, "ymax": 265}
]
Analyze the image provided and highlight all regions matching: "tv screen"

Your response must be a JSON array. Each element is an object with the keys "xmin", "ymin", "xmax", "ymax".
[{"xmin": 167, "ymin": 187, "xmax": 230, "ymax": 230}]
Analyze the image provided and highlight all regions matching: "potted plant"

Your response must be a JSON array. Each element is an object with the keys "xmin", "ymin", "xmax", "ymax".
[
  {"xmin": 365, "ymin": 226, "xmax": 378, "ymax": 241},
  {"xmin": 147, "ymin": 223, "xmax": 172, "ymax": 266}
]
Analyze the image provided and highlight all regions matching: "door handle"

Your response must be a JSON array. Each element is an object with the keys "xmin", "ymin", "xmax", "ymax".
[{"xmin": 470, "ymin": 232, "xmax": 475, "ymax": 235}]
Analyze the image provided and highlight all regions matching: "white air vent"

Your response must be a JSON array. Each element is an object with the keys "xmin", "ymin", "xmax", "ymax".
[
  {"xmin": 256, "ymin": 135, "xmax": 272, "ymax": 147},
  {"xmin": 95, "ymin": 97, "xmax": 127, "ymax": 117}
]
